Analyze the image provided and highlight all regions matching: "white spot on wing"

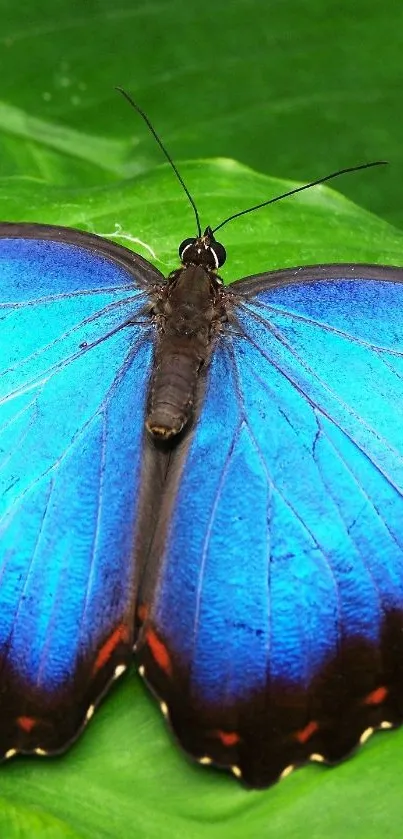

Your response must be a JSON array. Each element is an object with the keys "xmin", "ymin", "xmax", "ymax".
[
  {"xmin": 160, "ymin": 701, "xmax": 169, "ymax": 718},
  {"xmin": 280, "ymin": 764, "xmax": 294, "ymax": 779},
  {"xmin": 198, "ymin": 756, "xmax": 212, "ymax": 765},
  {"xmin": 5, "ymin": 748, "xmax": 17, "ymax": 759},
  {"xmin": 86, "ymin": 705, "xmax": 95, "ymax": 722},
  {"xmin": 231, "ymin": 765, "xmax": 242, "ymax": 778},
  {"xmin": 34, "ymin": 748, "xmax": 47, "ymax": 756},
  {"xmin": 138, "ymin": 665, "xmax": 145, "ymax": 677},
  {"xmin": 380, "ymin": 721, "xmax": 393, "ymax": 730},
  {"xmin": 359, "ymin": 727, "xmax": 374, "ymax": 745},
  {"xmin": 113, "ymin": 664, "xmax": 126, "ymax": 681},
  {"xmin": 310, "ymin": 753, "xmax": 325, "ymax": 763}
]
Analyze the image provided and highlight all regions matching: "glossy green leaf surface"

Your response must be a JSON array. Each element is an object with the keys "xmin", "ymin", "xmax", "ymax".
[
  {"xmin": 0, "ymin": 0, "xmax": 402, "ymax": 836},
  {"xmin": 1, "ymin": 0, "xmax": 402, "ymax": 223}
]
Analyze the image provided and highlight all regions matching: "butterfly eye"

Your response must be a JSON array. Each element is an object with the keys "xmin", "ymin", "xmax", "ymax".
[
  {"xmin": 178, "ymin": 238, "xmax": 196, "ymax": 262},
  {"xmin": 211, "ymin": 240, "xmax": 226, "ymax": 268}
]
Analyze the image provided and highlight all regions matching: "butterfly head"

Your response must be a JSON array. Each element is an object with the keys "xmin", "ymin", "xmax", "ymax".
[{"xmin": 178, "ymin": 226, "xmax": 226, "ymax": 271}]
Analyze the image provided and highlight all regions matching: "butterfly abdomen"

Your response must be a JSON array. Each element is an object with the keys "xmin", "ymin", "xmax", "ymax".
[
  {"xmin": 146, "ymin": 345, "xmax": 205, "ymax": 438},
  {"xmin": 147, "ymin": 263, "xmax": 225, "ymax": 438}
]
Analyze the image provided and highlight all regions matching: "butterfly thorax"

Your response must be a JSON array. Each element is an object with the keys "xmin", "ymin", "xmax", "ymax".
[{"xmin": 146, "ymin": 261, "xmax": 226, "ymax": 439}]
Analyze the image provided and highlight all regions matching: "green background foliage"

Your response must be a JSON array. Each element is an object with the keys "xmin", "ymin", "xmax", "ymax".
[{"xmin": 1, "ymin": 0, "xmax": 403, "ymax": 836}]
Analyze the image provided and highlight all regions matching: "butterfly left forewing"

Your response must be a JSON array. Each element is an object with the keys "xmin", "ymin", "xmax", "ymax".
[{"xmin": 0, "ymin": 227, "xmax": 160, "ymax": 757}]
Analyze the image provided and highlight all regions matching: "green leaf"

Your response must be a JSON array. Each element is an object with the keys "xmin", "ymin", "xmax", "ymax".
[{"xmin": 1, "ymin": 0, "xmax": 402, "ymax": 223}]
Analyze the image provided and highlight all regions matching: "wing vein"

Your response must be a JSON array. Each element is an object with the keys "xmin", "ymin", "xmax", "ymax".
[{"xmin": 237, "ymin": 298, "xmax": 403, "ymax": 358}]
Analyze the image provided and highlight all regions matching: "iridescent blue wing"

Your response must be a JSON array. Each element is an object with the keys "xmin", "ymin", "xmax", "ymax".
[
  {"xmin": 136, "ymin": 263, "xmax": 403, "ymax": 788},
  {"xmin": 0, "ymin": 224, "xmax": 161, "ymax": 757}
]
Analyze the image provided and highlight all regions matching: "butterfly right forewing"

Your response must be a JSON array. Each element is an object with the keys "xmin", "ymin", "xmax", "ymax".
[{"xmin": 136, "ymin": 265, "xmax": 403, "ymax": 787}]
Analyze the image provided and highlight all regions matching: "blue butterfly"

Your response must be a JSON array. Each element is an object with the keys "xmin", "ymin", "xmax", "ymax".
[{"xmin": 0, "ymin": 99, "xmax": 402, "ymax": 786}]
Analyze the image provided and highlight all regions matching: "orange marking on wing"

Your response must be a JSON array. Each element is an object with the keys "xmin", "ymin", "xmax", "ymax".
[
  {"xmin": 137, "ymin": 604, "xmax": 149, "ymax": 624},
  {"xmin": 295, "ymin": 720, "xmax": 319, "ymax": 744},
  {"xmin": 363, "ymin": 686, "xmax": 388, "ymax": 706},
  {"xmin": 17, "ymin": 716, "xmax": 37, "ymax": 733},
  {"xmin": 214, "ymin": 730, "xmax": 240, "ymax": 747},
  {"xmin": 93, "ymin": 623, "xmax": 129, "ymax": 674},
  {"xmin": 145, "ymin": 629, "xmax": 172, "ymax": 676}
]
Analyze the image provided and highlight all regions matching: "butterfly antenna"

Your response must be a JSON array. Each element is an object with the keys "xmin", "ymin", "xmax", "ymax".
[
  {"xmin": 212, "ymin": 160, "xmax": 388, "ymax": 234},
  {"xmin": 116, "ymin": 87, "xmax": 202, "ymax": 237}
]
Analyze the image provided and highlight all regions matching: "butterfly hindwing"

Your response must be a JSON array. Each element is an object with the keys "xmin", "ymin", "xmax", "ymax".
[
  {"xmin": 136, "ymin": 265, "xmax": 403, "ymax": 787},
  {"xmin": 0, "ymin": 225, "xmax": 162, "ymax": 756}
]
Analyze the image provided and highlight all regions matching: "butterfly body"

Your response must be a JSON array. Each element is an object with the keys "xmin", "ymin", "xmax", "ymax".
[
  {"xmin": 147, "ymin": 259, "xmax": 225, "ymax": 439},
  {"xmin": 1, "ymin": 220, "xmax": 403, "ymax": 787}
]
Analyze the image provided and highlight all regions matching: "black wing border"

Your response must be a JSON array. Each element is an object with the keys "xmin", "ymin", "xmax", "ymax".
[{"xmin": 0, "ymin": 221, "xmax": 166, "ymax": 289}]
